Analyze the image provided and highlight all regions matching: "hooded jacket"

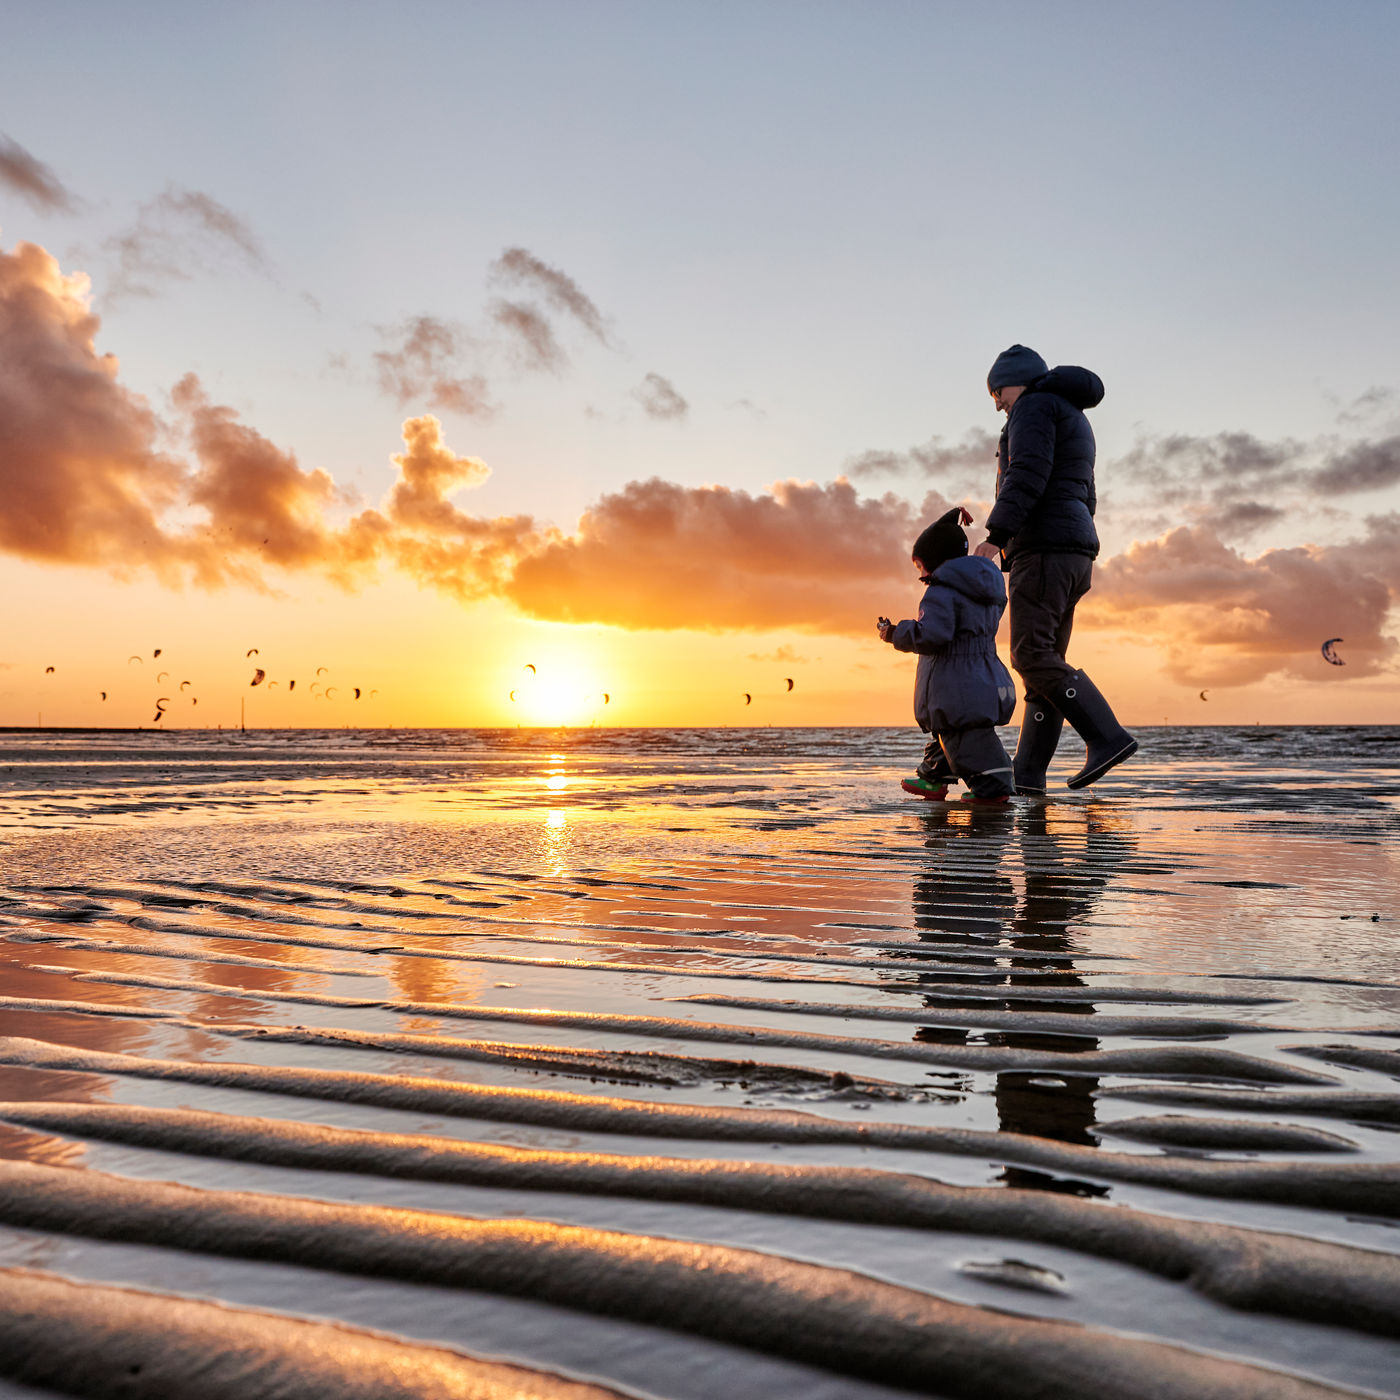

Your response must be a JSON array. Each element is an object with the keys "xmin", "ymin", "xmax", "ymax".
[
  {"xmin": 985, "ymin": 365, "xmax": 1104, "ymax": 563},
  {"xmin": 890, "ymin": 554, "xmax": 1018, "ymax": 733}
]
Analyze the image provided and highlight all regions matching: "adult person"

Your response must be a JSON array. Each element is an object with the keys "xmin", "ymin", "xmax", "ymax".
[{"xmin": 972, "ymin": 344, "xmax": 1137, "ymax": 792}]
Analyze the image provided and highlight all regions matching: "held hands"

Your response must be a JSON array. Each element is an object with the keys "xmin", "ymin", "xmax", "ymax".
[{"xmin": 973, "ymin": 541, "xmax": 1002, "ymax": 560}]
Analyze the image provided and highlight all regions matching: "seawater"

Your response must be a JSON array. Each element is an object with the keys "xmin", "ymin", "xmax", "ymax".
[{"xmin": 0, "ymin": 726, "xmax": 1394, "ymax": 1399}]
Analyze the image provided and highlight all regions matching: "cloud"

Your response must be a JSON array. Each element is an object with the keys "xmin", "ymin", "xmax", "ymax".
[
  {"xmin": 1211, "ymin": 500, "xmax": 1288, "ymax": 539},
  {"xmin": 0, "ymin": 240, "xmax": 532, "ymax": 595},
  {"xmin": 103, "ymin": 186, "xmax": 270, "ymax": 298},
  {"xmin": 847, "ymin": 428, "xmax": 998, "ymax": 482},
  {"xmin": 747, "ymin": 646, "xmax": 808, "ymax": 663},
  {"xmin": 173, "ymin": 374, "xmax": 344, "ymax": 580},
  {"xmin": 489, "ymin": 247, "xmax": 609, "ymax": 344},
  {"xmin": 506, "ymin": 477, "xmax": 917, "ymax": 633},
  {"xmin": 0, "ymin": 135, "xmax": 77, "ymax": 212},
  {"xmin": 1112, "ymin": 428, "xmax": 1400, "ymax": 515},
  {"xmin": 1091, "ymin": 524, "xmax": 1398, "ymax": 684},
  {"xmin": 1336, "ymin": 386, "xmax": 1397, "ymax": 426},
  {"xmin": 1311, "ymin": 437, "xmax": 1400, "ymax": 495},
  {"xmin": 490, "ymin": 299, "xmax": 565, "ymax": 372},
  {"xmin": 0, "ymin": 240, "xmax": 185, "ymax": 571},
  {"xmin": 633, "ymin": 372, "xmax": 688, "ymax": 421},
  {"xmin": 373, "ymin": 317, "xmax": 492, "ymax": 416}
]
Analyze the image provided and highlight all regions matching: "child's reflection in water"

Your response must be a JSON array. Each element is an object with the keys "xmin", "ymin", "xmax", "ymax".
[{"xmin": 907, "ymin": 803, "xmax": 1136, "ymax": 1195}]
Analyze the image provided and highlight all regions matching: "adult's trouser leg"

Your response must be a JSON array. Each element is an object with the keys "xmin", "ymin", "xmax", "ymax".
[
  {"xmin": 1009, "ymin": 553, "xmax": 1135, "ymax": 788},
  {"xmin": 940, "ymin": 726, "xmax": 1015, "ymax": 799}
]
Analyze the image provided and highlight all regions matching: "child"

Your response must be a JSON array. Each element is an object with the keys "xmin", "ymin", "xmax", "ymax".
[{"xmin": 878, "ymin": 506, "xmax": 1018, "ymax": 804}]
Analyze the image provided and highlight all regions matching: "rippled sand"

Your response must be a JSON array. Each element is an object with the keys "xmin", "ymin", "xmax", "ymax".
[{"xmin": 0, "ymin": 726, "xmax": 1395, "ymax": 1399}]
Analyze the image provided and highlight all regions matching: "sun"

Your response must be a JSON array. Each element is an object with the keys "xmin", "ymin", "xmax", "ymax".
[{"xmin": 510, "ymin": 660, "xmax": 609, "ymax": 727}]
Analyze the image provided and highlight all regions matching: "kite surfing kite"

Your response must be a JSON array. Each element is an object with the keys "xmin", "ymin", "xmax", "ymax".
[
  {"xmin": 250, "ymin": 669, "xmax": 266, "ymax": 687},
  {"xmin": 1321, "ymin": 637, "xmax": 1346, "ymax": 666},
  {"xmin": 1199, "ymin": 690, "xmax": 1208, "ymax": 701},
  {"xmin": 742, "ymin": 693, "xmax": 752, "ymax": 705},
  {"xmin": 785, "ymin": 678, "xmax": 794, "ymax": 691}
]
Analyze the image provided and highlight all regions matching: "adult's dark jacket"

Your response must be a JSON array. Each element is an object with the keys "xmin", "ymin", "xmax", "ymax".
[{"xmin": 984, "ymin": 366, "xmax": 1104, "ymax": 564}]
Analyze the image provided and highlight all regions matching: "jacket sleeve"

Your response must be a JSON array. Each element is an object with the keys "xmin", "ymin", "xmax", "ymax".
[
  {"xmin": 985, "ymin": 395, "xmax": 1056, "ymax": 545},
  {"xmin": 889, "ymin": 586, "xmax": 958, "ymax": 653}
]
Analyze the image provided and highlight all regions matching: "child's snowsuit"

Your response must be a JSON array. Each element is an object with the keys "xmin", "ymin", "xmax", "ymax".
[{"xmin": 889, "ymin": 554, "xmax": 1018, "ymax": 798}]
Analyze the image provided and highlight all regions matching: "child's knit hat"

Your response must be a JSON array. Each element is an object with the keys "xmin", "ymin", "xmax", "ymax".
[{"xmin": 912, "ymin": 507, "xmax": 973, "ymax": 572}]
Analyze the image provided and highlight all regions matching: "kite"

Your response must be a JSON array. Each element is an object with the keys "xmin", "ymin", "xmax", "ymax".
[
  {"xmin": 784, "ymin": 678, "xmax": 794, "ymax": 691},
  {"xmin": 44, "ymin": 666, "xmax": 54, "ymax": 674},
  {"xmin": 268, "ymin": 682, "xmax": 279, "ymax": 690},
  {"xmin": 523, "ymin": 664, "xmax": 536, "ymax": 674},
  {"xmin": 316, "ymin": 667, "xmax": 328, "ymax": 677},
  {"xmin": 191, "ymin": 698, "xmax": 198, "ymax": 706},
  {"xmin": 1199, "ymin": 690, "xmax": 1208, "ymax": 701},
  {"xmin": 250, "ymin": 669, "xmax": 266, "ymax": 687},
  {"xmin": 153, "ymin": 649, "xmax": 161, "ymax": 658},
  {"xmin": 179, "ymin": 680, "xmax": 192, "ymax": 691},
  {"xmin": 157, "ymin": 672, "xmax": 169, "ymax": 683},
  {"xmin": 602, "ymin": 693, "xmax": 610, "ymax": 704},
  {"xmin": 1321, "ymin": 637, "xmax": 1346, "ymax": 666},
  {"xmin": 326, "ymin": 687, "xmax": 338, "ymax": 699},
  {"xmin": 128, "ymin": 656, "xmax": 142, "ymax": 665},
  {"xmin": 152, "ymin": 709, "xmax": 164, "ymax": 723},
  {"xmin": 743, "ymin": 693, "xmax": 752, "ymax": 705},
  {"xmin": 509, "ymin": 690, "xmax": 517, "ymax": 701},
  {"xmin": 288, "ymin": 680, "xmax": 296, "ymax": 692},
  {"xmin": 310, "ymin": 683, "xmax": 322, "ymax": 696},
  {"xmin": 99, "ymin": 692, "xmax": 107, "ymax": 701},
  {"xmin": 246, "ymin": 648, "xmax": 259, "ymax": 658},
  {"xmin": 370, "ymin": 689, "xmax": 379, "ymax": 698},
  {"xmin": 353, "ymin": 688, "xmax": 361, "ymax": 700}
]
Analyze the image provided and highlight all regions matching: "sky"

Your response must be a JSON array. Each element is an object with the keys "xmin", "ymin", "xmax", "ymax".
[{"xmin": 2, "ymin": 0, "xmax": 1399, "ymax": 729}]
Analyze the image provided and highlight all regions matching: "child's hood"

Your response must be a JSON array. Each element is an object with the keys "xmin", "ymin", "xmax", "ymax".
[{"xmin": 929, "ymin": 554, "xmax": 1006, "ymax": 606}]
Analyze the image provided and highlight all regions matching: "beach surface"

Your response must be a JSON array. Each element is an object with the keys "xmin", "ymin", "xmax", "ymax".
[{"xmin": 0, "ymin": 725, "xmax": 1396, "ymax": 1399}]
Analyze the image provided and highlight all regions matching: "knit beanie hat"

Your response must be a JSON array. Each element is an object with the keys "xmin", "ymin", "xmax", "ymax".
[
  {"xmin": 987, "ymin": 344, "xmax": 1048, "ymax": 392},
  {"xmin": 912, "ymin": 507, "xmax": 973, "ymax": 572}
]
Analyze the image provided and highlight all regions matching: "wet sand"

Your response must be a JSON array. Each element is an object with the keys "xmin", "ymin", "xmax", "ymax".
[{"xmin": 0, "ymin": 726, "xmax": 1395, "ymax": 1399}]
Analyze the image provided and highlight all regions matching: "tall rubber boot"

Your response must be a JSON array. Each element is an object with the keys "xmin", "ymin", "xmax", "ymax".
[
  {"xmin": 1013, "ymin": 697, "xmax": 1064, "ymax": 796},
  {"xmin": 1051, "ymin": 671, "xmax": 1138, "ymax": 790}
]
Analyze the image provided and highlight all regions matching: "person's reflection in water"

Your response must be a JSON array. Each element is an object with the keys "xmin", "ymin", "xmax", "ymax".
[{"xmin": 908, "ymin": 801, "xmax": 1136, "ymax": 1196}]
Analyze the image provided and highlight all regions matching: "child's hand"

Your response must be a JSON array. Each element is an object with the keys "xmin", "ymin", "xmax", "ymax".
[{"xmin": 876, "ymin": 617, "xmax": 894, "ymax": 643}]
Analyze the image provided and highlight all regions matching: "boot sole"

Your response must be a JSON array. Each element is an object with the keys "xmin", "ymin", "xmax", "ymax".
[{"xmin": 1066, "ymin": 738, "xmax": 1138, "ymax": 790}]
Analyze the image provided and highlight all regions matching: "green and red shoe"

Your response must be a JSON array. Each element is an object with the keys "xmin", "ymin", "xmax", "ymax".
[{"xmin": 900, "ymin": 775, "xmax": 951, "ymax": 800}]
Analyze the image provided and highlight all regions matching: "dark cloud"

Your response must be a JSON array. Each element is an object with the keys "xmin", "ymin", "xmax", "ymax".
[
  {"xmin": 103, "ymin": 186, "xmax": 270, "ymax": 298},
  {"xmin": 490, "ymin": 299, "xmax": 565, "ymax": 372},
  {"xmin": 1312, "ymin": 437, "xmax": 1400, "ymax": 495},
  {"xmin": 1336, "ymin": 386, "xmax": 1397, "ymax": 426},
  {"xmin": 1210, "ymin": 500, "xmax": 1288, "ymax": 539},
  {"xmin": 373, "ymin": 317, "xmax": 492, "ymax": 417},
  {"xmin": 489, "ymin": 247, "xmax": 609, "ymax": 344},
  {"xmin": 633, "ymin": 372, "xmax": 688, "ymax": 421},
  {"xmin": 0, "ymin": 135, "xmax": 77, "ymax": 212},
  {"xmin": 847, "ymin": 428, "xmax": 998, "ymax": 481}
]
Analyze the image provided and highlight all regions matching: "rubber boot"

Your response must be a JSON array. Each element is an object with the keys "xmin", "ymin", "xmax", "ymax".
[
  {"xmin": 901, "ymin": 775, "xmax": 951, "ymax": 800},
  {"xmin": 1013, "ymin": 697, "xmax": 1064, "ymax": 796},
  {"xmin": 1051, "ymin": 671, "xmax": 1138, "ymax": 790}
]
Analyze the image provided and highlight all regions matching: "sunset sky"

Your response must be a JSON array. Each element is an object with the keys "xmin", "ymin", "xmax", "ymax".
[{"xmin": 3, "ymin": 2, "xmax": 1398, "ymax": 729}]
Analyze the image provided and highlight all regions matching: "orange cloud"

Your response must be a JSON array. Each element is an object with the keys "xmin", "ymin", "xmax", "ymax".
[
  {"xmin": 0, "ymin": 240, "xmax": 185, "ymax": 572},
  {"xmin": 506, "ymin": 477, "xmax": 932, "ymax": 633},
  {"xmin": 1092, "ymin": 524, "xmax": 1398, "ymax": 684}
]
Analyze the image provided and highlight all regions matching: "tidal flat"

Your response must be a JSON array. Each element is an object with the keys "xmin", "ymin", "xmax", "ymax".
[{"xmin": 0, "ymin": 725, "xmax": 1395, "ymax": 1399}]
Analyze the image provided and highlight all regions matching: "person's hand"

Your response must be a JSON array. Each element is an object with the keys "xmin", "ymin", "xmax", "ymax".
[
  {"xmin": 973, "ymin": 541, "xmax": 1002, "ymax": 560},
  {"xmin": 876, "ymin": 617, "xmax": 894, "ymax": 643}
]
